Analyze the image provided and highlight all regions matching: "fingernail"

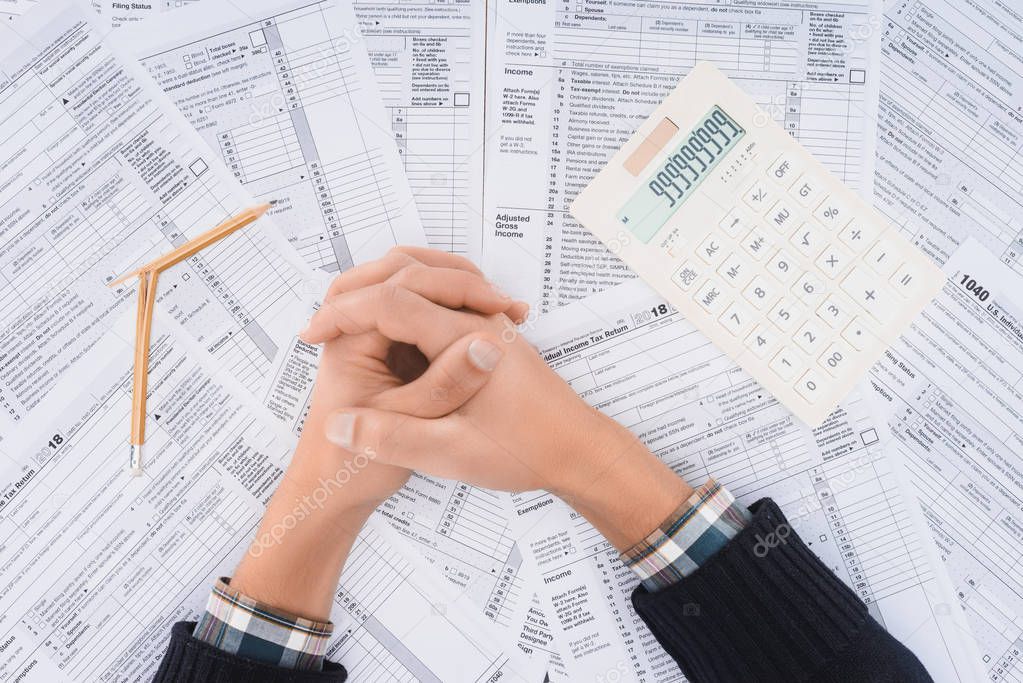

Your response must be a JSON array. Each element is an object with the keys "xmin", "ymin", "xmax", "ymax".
[
  {"xmin": 325, "ymin": 412, "xmax": 356, "ymax": 449},
  {"xmin": 468, "ymin": 339, "xmax": 503, "ymax": 372}
]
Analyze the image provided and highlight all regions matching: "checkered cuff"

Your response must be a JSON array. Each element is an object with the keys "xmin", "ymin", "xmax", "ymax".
[
  {"xmin": 622, "ymin": 479, "xmax": 751, "ymax": 592},
  {"xmin": 193, "ymin": 578, "xmax": 333, "ymax": 671}
]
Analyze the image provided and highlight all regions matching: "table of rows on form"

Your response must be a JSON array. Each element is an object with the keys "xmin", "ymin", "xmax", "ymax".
[
  {"xmin": 211, "ymin": 20, "xmax": 395, "ymax": 273},
  {"xmin": 138, "ymin": 0, "xmax": 426, "ymax": 278},
  {"xmin": 391, "ymin": 105, "xmax": 473, "ymax": 254},
  {"xmin": 330, "ymin": 525, "xmax": 516, "ymax": 682},
  {"xmin": 332, "ymin": 531, "xmax": 436, "ymax": 680},
  {"xmin": 356, "ymin": 0, "xmax": 483, "ymax": 257},
  {"xmin": 433, "ymin": 484, "xmax": 522, "ymax": 623},
  {"xmin": 438, "ymin": 485, "xmax": 523, "ymax": 618}
]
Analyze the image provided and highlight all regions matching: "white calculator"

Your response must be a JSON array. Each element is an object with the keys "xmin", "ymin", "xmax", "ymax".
[{"xmin": 570, "ymin": 62, "xmax": 943, "ymax": 425}]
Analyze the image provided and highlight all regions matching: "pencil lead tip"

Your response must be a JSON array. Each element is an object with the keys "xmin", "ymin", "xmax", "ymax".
[{"xmin": 129, "ymin": 444, "xmax": 144, "ymax": 477}]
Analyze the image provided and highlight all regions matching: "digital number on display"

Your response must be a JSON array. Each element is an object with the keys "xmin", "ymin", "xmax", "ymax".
[{"xmin": 617, "ymin": 106, "xmax": 745, "ymax": 243}]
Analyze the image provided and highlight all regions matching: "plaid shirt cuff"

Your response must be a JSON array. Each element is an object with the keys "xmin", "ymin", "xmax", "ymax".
[
  {"xmin": 622, "ymin": 479, "xmax": 751, "ymax": 592},
  {"xmin": 192, "ymin": 578, "xmax": 333, "ymax": 671}
]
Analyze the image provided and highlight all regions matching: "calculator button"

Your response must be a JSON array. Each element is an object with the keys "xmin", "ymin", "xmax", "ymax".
[
  {"xmin": 768, "ymin": 298, "xmax": 802, "ymax": 332},
  {"xmin": 818, "ymin": 341, "xmax": 852, "ymax": 378},
  {"xmin": 741, "ymin": 228, "xmax": 772, "ymax": 261},
  {"xmin": 814, "ymin": 245, "xmax": 853, "ymax": 279},
  {"xmin": 864, "ymin": 236, "xmax": 902, "ymax": 277},
  {"xmin": 793, "ymin": 320, "xmax": 825, "ymax": 355},
  {"xmin": 791, "ymin": 223, "xmax": 825, "ymax": 259},
  {"xmin": 792, "ymin": 271, "xmax": 826, "ymax": 306},
  {"xmin": 696, "ymin": 235, "xmax": 728, "ymax": 265},
  {"xmin": 814, "ymin": 195, "xmax": 852, "ymax": 231},
  {"xmin": 816, "ymin": 295, "xmax": 853, "ymax": 329},
  {"xmin": 769, "ymin": 348, "xmax": 802, "ymax": 382},
  {"xmin": 791, "ymin": 173, "xmax": 824, "ymax": 208},
  {"xmin": 717, "ymin": 252, "xmax": 751, "ymax": 288},
  {"xmin": 718, "ymin": 208, "xmax": 752, "ymax": 239},
  {"xmin": 742, "ymin": 180, "xmax": 774, "ymax": 213},
  {"xmin": 842, "ymin": 319, "xmax": 877, "ymax": 351},
  {"xmin": 694, "ymin": 280, "xmax": 728, "ymax": 314},
  {"xmin": 766, "ymin": 153, "xmax": 800, "ymax": 186},
  {"xmin": 838, "ymin": 219, "xmax": 880, "ymax": 252},
  {"xmin": 794, "ymin": 370, "xmax": 825, "ymax": 404},
  {"xmin": 671, "ymin": 261, "xmax": 702, "ymax": 292},
  {"xmin": 890, "ymin": 262, "xmax": 926, "ymax": 299},
  {"xmin": 719, "ymin": 302, "xmax": 754, "ymax": 337},
  {"xmin": 743, "ymin": 276, "xmax": 777, "ymax": 310},
  {"xmin": 765, "ymin": 200, "xmax": 798, "ymax": 234},
  {"xmin": 745, "ymin": 325, "xmax": 777, "ymax": 359},
  {"xmin": 765, "ymin": 249, "xmax": 799, "ymax": 283},
  {"xmin": 841, "ymin": 267, "xmax": 898, "ymax": 324}
]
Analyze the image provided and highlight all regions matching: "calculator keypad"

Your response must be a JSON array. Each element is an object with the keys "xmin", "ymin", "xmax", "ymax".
[
  {"xmin": 570, "ymin": 72, "xmax": 947, "ymax": 425},
  {"xmin": 669, "ymin": 150, "xmax": 938, "ymax": 418}
]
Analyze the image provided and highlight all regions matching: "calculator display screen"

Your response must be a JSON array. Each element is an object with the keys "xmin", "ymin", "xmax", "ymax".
[{"xmin": 617, "ymin": 106, "xmax": 745, "ymax": 243}]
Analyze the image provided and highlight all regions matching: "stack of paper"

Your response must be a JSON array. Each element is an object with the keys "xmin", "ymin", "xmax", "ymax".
[{"xmin": 1, "ymin": 0, "xmax": 1021, "ymax": 680}]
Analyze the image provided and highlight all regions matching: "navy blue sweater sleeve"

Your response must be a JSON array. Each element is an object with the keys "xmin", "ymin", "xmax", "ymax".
[
  {"xmin": 632, "ymin": 498, "xmax": 933, "ymax": 682},
  {"xmin": 152, "ymin": 622, "xmax": 347, "ymax": 683}
]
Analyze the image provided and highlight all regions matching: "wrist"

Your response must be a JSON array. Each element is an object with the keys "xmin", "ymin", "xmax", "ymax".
[
  {"xmin": 555, "ymin": 412, "xmax": 692, "ymax": 550},
  {"xmin": 231, "ymin": 471, "xmax": 372, "ymax": 620}
]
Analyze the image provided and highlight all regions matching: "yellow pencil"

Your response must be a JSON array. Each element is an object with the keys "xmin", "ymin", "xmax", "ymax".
[
  {"xmin": 114, "ymin": 203, "xmax": 271, "ymax": 476},
  {"xmin": 108, "ymin": 203, "xmax": 271, "ymax": 288},
  {"xmin": 129, "ymin": 269, "xmax": 158, "ymax": 475}
]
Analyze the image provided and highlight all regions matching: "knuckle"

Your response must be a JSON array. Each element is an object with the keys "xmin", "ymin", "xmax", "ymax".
[
  {"xmin": 388, "ymin": 262, "xmax": 425, "ymax": 288},
  {"xmin": 375, "ymin": 281, "xmax": 407, "ymax": 307}
]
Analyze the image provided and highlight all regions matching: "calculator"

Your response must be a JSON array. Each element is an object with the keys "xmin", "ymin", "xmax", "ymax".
[{"xmin": 570, "ymin": 62, "xmax": 943, "ymax": 425}]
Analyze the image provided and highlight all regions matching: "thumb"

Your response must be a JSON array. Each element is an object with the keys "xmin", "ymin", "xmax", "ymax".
[
  {"xmin": 371, "ymin": 332, "xmax": 505, "ymax": 418},
  {"xmin": 323, "ymin": 409, "xmax": 480, "ymax": 481}
]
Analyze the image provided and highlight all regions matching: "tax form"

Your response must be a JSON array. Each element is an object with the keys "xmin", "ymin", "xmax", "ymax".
[
  {"xmin": 122, "ymin": 0, "xmax": 428, "ymax": 274},
  {"xmin": 355, "ymin": 0, "xmax": 485, "ymax": 255},
  {"xmin": 509, "ymin": 279, "xmax": 983, "ymax": 682},
  {"xmin": 0, "ymin": 0, "xmax": 317, "ymax": 432},
  {"xmin": 875, "ymin": 0, "xmax": 1023, "ymax": 269},
  {"xmin": 868, "ymin": 238, "xmax": 1023, "ymax": 679},
  {"xmin": 0, "ymin": 322, "xmax": 531, "ymax": 681},
  {"xmin": 481, "ymin": 0, "xmax": 883, "ymax": 313}
]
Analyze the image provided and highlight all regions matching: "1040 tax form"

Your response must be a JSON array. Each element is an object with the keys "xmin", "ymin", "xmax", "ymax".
[
  {"xmin": 870, "ymin": 238, "xmax": 1023, "ymax": 680},
  {"xmin": 509, "ymin": 279, "xmax": 983, "ymax": 682}
]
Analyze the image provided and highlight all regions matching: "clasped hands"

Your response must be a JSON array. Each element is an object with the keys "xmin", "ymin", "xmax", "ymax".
[{"xmin": 230, "ymin": 247, "xmax": 690, "ymax": 620}]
